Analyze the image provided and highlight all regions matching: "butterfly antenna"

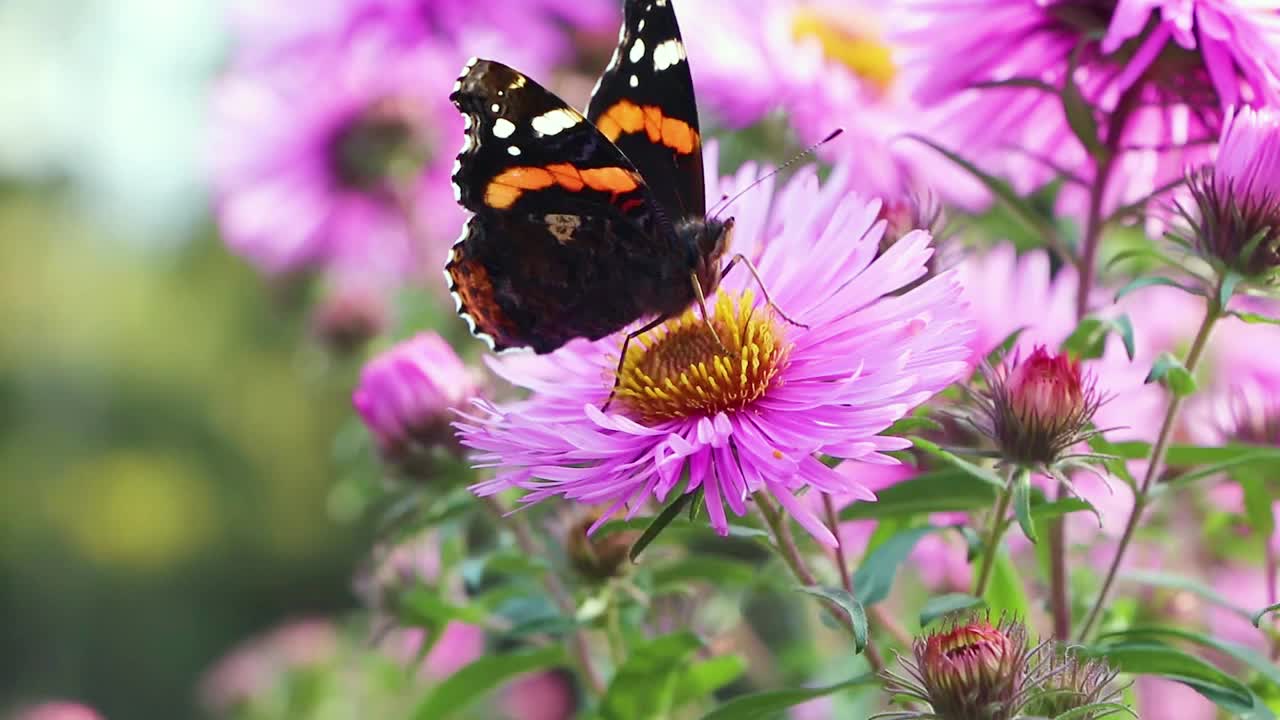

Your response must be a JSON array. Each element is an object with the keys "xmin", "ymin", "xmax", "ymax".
[{"xmin": 710, "ymin": 128, "xmax": 844, "ymax": 218}]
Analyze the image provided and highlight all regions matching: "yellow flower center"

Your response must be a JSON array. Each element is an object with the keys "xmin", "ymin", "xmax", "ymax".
[
  {"xmin": 791, "ymin": 8, "xmax": 896, "ymax": 93},
  {"xmin": 614, "ymin": 290, "xmax": 791, "ymax": 425}
]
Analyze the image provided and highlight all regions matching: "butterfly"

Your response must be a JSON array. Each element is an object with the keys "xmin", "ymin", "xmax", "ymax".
[{"xmin": 445, "ymin": 0, "xmax": 805, "ymax": 369}]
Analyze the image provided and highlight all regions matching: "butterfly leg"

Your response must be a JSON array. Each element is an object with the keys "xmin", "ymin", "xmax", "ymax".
[
  {"xmin": 721, "ymin": 254, "xmax": 810, "ymax": 328},
  {"xmin": 602, "ymin": 314, "xmax": 671, "ymax": 412},
  {"xmin": 691, "ymin": 273, "xmax": 728, "ymax": 353}
]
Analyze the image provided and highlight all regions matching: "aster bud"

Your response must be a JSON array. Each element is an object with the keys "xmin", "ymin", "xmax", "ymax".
[
  {"xmin": 972, "ymin": 346, "xmax": 1103, "ymax": 468},
  {"xmin": 877, "ymin": 193, "xmax": 944, "ymax": 252},
  {"xmin": 565, "ymin": 511, "xmax": 638, "ymax": 582},
  {"xmin": 1024, "ymin": 646, "xmax": 1123, "ymax": 719},
  {"xmin": 1185, "ymin": 107, "xmax": 1280, "ymax": 280},
  {"xmin": 878, "ymin": 615, "xmax": 1036, "ymax": 720},
  {"xmin": 352, "ymin": 332, "xmax": 483, "ymax": 478}
]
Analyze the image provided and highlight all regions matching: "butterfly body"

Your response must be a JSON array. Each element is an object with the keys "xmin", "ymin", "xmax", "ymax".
[{"xmin": 446, "ymin": 0, "xmax": 730, "ymax": 354}]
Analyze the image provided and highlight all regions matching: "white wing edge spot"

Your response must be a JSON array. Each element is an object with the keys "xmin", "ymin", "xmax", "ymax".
[
  {"xmin": 629, "ymin": 38, "xmax": 646, "ymax": 64},
  {"xmin": 493, "ymin": 118, "xmax": 517, "ymax": 138},
  {"xmin": 507, "ymin": 146, "xmax": 522, "ymax": 156}
]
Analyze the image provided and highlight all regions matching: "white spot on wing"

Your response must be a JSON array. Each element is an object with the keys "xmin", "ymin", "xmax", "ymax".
[
  {"xmin": 638, "ymin": 19, "xmax": 646, "ymax": 31},
  {"xmin": 507, "ymin": 146, "xmax": 522, "ymax": 156},
  {"xmin": 493, "ymin": 118, "xmax": 516, "ymax": 138},
  {"xmin": 653, "ymin": 39, "xmax": 686, "ymax": 71},
  {"xmin": 629, "ymin": 75, "xmax": 639, "ymax": 88},
  {"xmin": 490, "ymin": 103, "xmax": 500, "ymax": 113},
  {"xmin": 531, "ymin": 109, "xmax": 580, "ymax": 136},
  {"xmin": 629, "ymin": 38, "xmax": 646, "ymax": 64}
]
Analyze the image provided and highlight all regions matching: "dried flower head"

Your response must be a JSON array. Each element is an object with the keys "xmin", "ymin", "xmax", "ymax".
[
  {"xmin": 565, "ymin": 510, "xmax": 638, "ymax": 582},
  {"xmin": 1024, "ymin": 646, "xmax": 1126, "ymax": 719},
  {"xmin": 971, "ymin": 346, "xmax": 1105, "ymax": 468},
  {"xmin": 1183, "ymin": 106, "xmax": 1280, "ymax": 281},
  {"xmin": 878, "ymin": 615, "xmax": 1039, "ymax": 720}
]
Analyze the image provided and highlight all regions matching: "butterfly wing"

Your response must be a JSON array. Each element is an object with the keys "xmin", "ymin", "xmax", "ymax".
[
  {"xmin": 587, "ymin": 0, "xmax": 705, "ymax": 221},
  {"xmin": 447, "ymin": 59, "xmax": 688, "ymax": 353}
]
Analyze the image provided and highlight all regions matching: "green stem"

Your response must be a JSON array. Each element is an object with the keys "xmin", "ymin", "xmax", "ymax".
[
  {"xmin": 481, "ymin": 497, "xmax": 607, "ymax": 695},
  {"xmin": 1077, "ymin": 291, "xmax": 1223, "ymax": 641},
  {"xmin": 974, "ymin": 467, "xmax": 1019, "ymax": 599},
  {"xmin": 757, "ymin": 492, "xmax": 885, "ymax": 673}
]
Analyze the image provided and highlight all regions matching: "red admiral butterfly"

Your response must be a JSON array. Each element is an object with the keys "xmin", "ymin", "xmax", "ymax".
[{"xmin": 446, "ymin": 0, "xmax": 807, "ymax": 364}]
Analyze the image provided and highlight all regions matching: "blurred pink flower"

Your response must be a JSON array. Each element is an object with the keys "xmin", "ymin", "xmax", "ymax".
[
  {"xmin": 211, "ymin": 24, "xmax": 463, "ymax": 281},
  {"xmin": 199, "ymin": 618, "xmax": 340, "ymax": 714},
  {"xmin": 11, "ymin": 703, "xmax": 103, "ymax": 720},
  {"xmin": 896, "ymin": 0, "xmax": 1280, "ymax": 226},
  {"xmin": 956, "ymin": 246, "xmax": 1079, "ymax": 364},
  {"xmin": 460, "ymin": 155, "xmax": 974, "ymax": 545},
  {"xmin": 679, "ymin": 0, "xmax": 984, "ymax": 206},
  {"xmin": 1135, "ymin": 675, "xmax": 1217, "ymax": 720},
  {"xmin": 500, "ymin": 671, "xmax": 577, "ymax": 720},
  {"xmin": 1208, "ymin": 564, "xmax": 1278, "ymax": 653},
  {"xmin": 383, "ymin": 623, "xmax": 486, "ymax": 680}
]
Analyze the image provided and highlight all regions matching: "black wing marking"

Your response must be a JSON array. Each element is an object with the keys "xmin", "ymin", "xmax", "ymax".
[
  {"xmin": 587, "ymin": 0, "xmax": 705, "ymax": 221},
  {"xmin": 446, "ymin": 58, "xmax": 691, "ymax": 353}
]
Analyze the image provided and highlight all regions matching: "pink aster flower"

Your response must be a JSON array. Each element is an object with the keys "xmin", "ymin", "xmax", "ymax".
[
  {"xmin": 211, "ymin": 23, "xmax": 464, "ymax": 281},
  {"xmin": 458, "ymin": 151, "xmax": 975, "ymax": 545},
  {"xmin": 896, "ymin": 1, "xmax": 1280, "ymax": 223},
  {"xmin": 679, "ymin": 0, "xmax": 984, "ymax": 206},
  {"xmin": 11, "ymin": 703, "xmax": 103, "ymax": 720},
  {"xmin": 199, "ymin": 618, "xmax": 340, "ymax": 714},
  {"xmin": 957, "ymin": 245, "xmax": 1080, "ymax": 363},
  {"xmin": 353, "ymin": 332, "xmax": 484, "ymax": 472}
]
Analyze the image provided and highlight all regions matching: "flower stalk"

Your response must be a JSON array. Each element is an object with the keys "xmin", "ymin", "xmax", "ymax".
[
  {"xmin": 756, "ymin": 492, "xmax": 886, "ymax": 673},
  {"xmin": 1077, "ymin": 283, "xmax": 1224, "ymax": 640},
  {"xmin": 974, "ymin": 467, "xmax": 1020, "ymax": 598}
]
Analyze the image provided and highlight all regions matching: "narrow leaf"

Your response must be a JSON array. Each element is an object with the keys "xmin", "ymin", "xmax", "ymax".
[
  {"xmin": 1013, "ymin": 468, "xmax": 1037, "ymax": 543},
  {"xmin": 1082, "ymin": 641, "xmax": 1256, "ymax": 713},
  {"xmin": 631, "ymin": 492, "xmax": 694, "ymax": 562},
  {"xmin": 1145, "ymin": 352, "xmax": 1197, "ymax": 396},
  {"xmin": 1115, "ymin": 276, "xmax": 1196, "ymax": 301},
  {"xmin": 1111, "ymin": 314, "xmax": 1136, "ymax": 361},
  {"xmin": 920, "ymin": 593, "xmax": 987, "ymax": 626},
  {"xmin": 1053, "ymin": 702, "xmax": 1138, "ymax": 719},
  {"xmin": 908, "ymin": 436, "xmax": 1006, "ymax": 489},
  {"xmin": 1253, "ymin": 602, "xmax": 1280, "ymax": 629},
  {"xmin": 1099, "ymin": 626, "xmax": 1280, "ymax": 688},
  {"xmin": 839, "ymin": 468, "xmax": 995, "ymax": 520},
  {"xmin": 1219, "ymin": 271, "xmax": 1243, "ymax": 310},
  {"xmin": 1122, "ymin": 571, "xmax": 1255, "ymax": 621},
  {"xmin": 598, "ymin": 633, "xmax": 702, "ymax": 720},
  {"xmin": 797, "ymin": 586, "xmax": 868, "ymax": 652},
  {"xmin": 672, "ymin": 656, "xmax": 748, "ymax": 710},
  {"xmin": 853, "ymin": 526, "xmax": 941, "ymax": 606},
  {"xmin": 412, "ymin": 646, "xmax": 567, "ymax": 720},
  {"xmin": 698, "ymin": 675, "xmax": 876, "ymax": 720}
]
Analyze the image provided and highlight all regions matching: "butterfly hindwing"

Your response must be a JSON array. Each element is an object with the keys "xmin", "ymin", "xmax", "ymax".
[
  {"xmin": 447, "ymin": 58, "xmax": 688, "ymax": 353},
  {"xmin": 587, "ymin": 0, "xmax": 705, "ymax": 221}
]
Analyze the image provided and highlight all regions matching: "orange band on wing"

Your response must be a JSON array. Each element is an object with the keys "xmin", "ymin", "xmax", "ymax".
[
  {"xmin": 598, "ymin": 100, "xmax": 699, "ymax": 156},
  {"xmin": 484, "ymin": 164, "xmax": 641, "ymax": 209}
]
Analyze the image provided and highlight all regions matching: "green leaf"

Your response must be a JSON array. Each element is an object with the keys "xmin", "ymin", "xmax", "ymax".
[
  {"xmin": 1253, "ymin": 603, "xmax": 1280, "ymax": 629},
  {"xmin": 884, "ymin": 415, "xmax": 944, "ymax": 436},
  {"xmin": 1088, "ymin": 437, "xmax": 1152, "ymax": 460},
  {"xmin": 1099, "ymin": 626, "xmax": 1280, "ymax": 689},
  {"xmin": 1227, "ymin": 310, "xmax": 1280, "ymax": 325},
  {"xmin": 1240, "ymin": 474, "xmax": 1276, "ymax": 537},
  {"xmin": 1012, "ymin": 468, "xmax": 1037, "ymax": 544},
  {"xmin": 908, "ymin": 436, "xmax": 1006, "ymax": 490},
  {"xmin": 796, "ymin": 586, "xmax": 868, "ymax": 653},
  {"xmin": 920, "ymin": 593, "xmax": 987, "ymax": 626},
  {"xmin": 1053, "ymin": 702, "xmax": 1138, "ymax": 719},
  {"xmin": 1220, "ymin": 271, "xmax": 1243, "ymax": 309},
  {"xmin": 1112, "ymin": 314, "xmax": 1136, "ymax": 361},
  {"xmin": 1029, "ymin": 496, "xmax": 1101, "ymax": 525},
  {"xmin": 698, "ymin": 675, "xmax": 876, "ymax": 720},
  {"xmin": 1121, "ymin": 571, "xmax": 1255, "ymax": 622},
  {"xmin": 1160, "ymin": 444, "xmax": 1280, "ymax": 493},
  {"xmin": 839, "ymin": 468, "xmax": 995, "ymax": 520},
  {"xmin": 1061, "ymin": 317, "xmax": 1108, "ymax": 360},
  {"xmin": 986, "ymin": 549, "xmax": 1031, "ymax": 620},
  {"xmin": 672, "ymin": 656, "xmax": 748, "ymax": 711},
  {"xmin": 1115, "ymin": 276, "xmax": 1197, "ymax": 301},
  {"xmin": 1145, "ymin": 352, "xmax": 1197, "ymax": 396},
  {"xmin": 412, "ymin": 646, "xmax": 567, "ymax": 720},
  {"xmin": 398, "ymin": 586, "xmax": 490, "ymax": 627},
  {"xmin": 1062, "ymin": 43, "xmax": 1106, "ymax": 161},
  {"xmin": 597, "ymin": 633, "xmax": 702, "ymax": 720},
  {"xmin": 630, "ymin": 491, "xmax": 694, "ymax": 562},
  {"xmin": 852, "ymin": 526, "xmax": 940, "ymax": 606},
  {"xmin": 903, "ymin": 134, "xmax": 1058, "ymax": 243},
  {"xmin": 1083, "ymin": 641, "xmax": 1256, "ymax": 713},
  {"xmin": 652, "ymin": 555, "xmax": 764, "ymax": 590}
]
